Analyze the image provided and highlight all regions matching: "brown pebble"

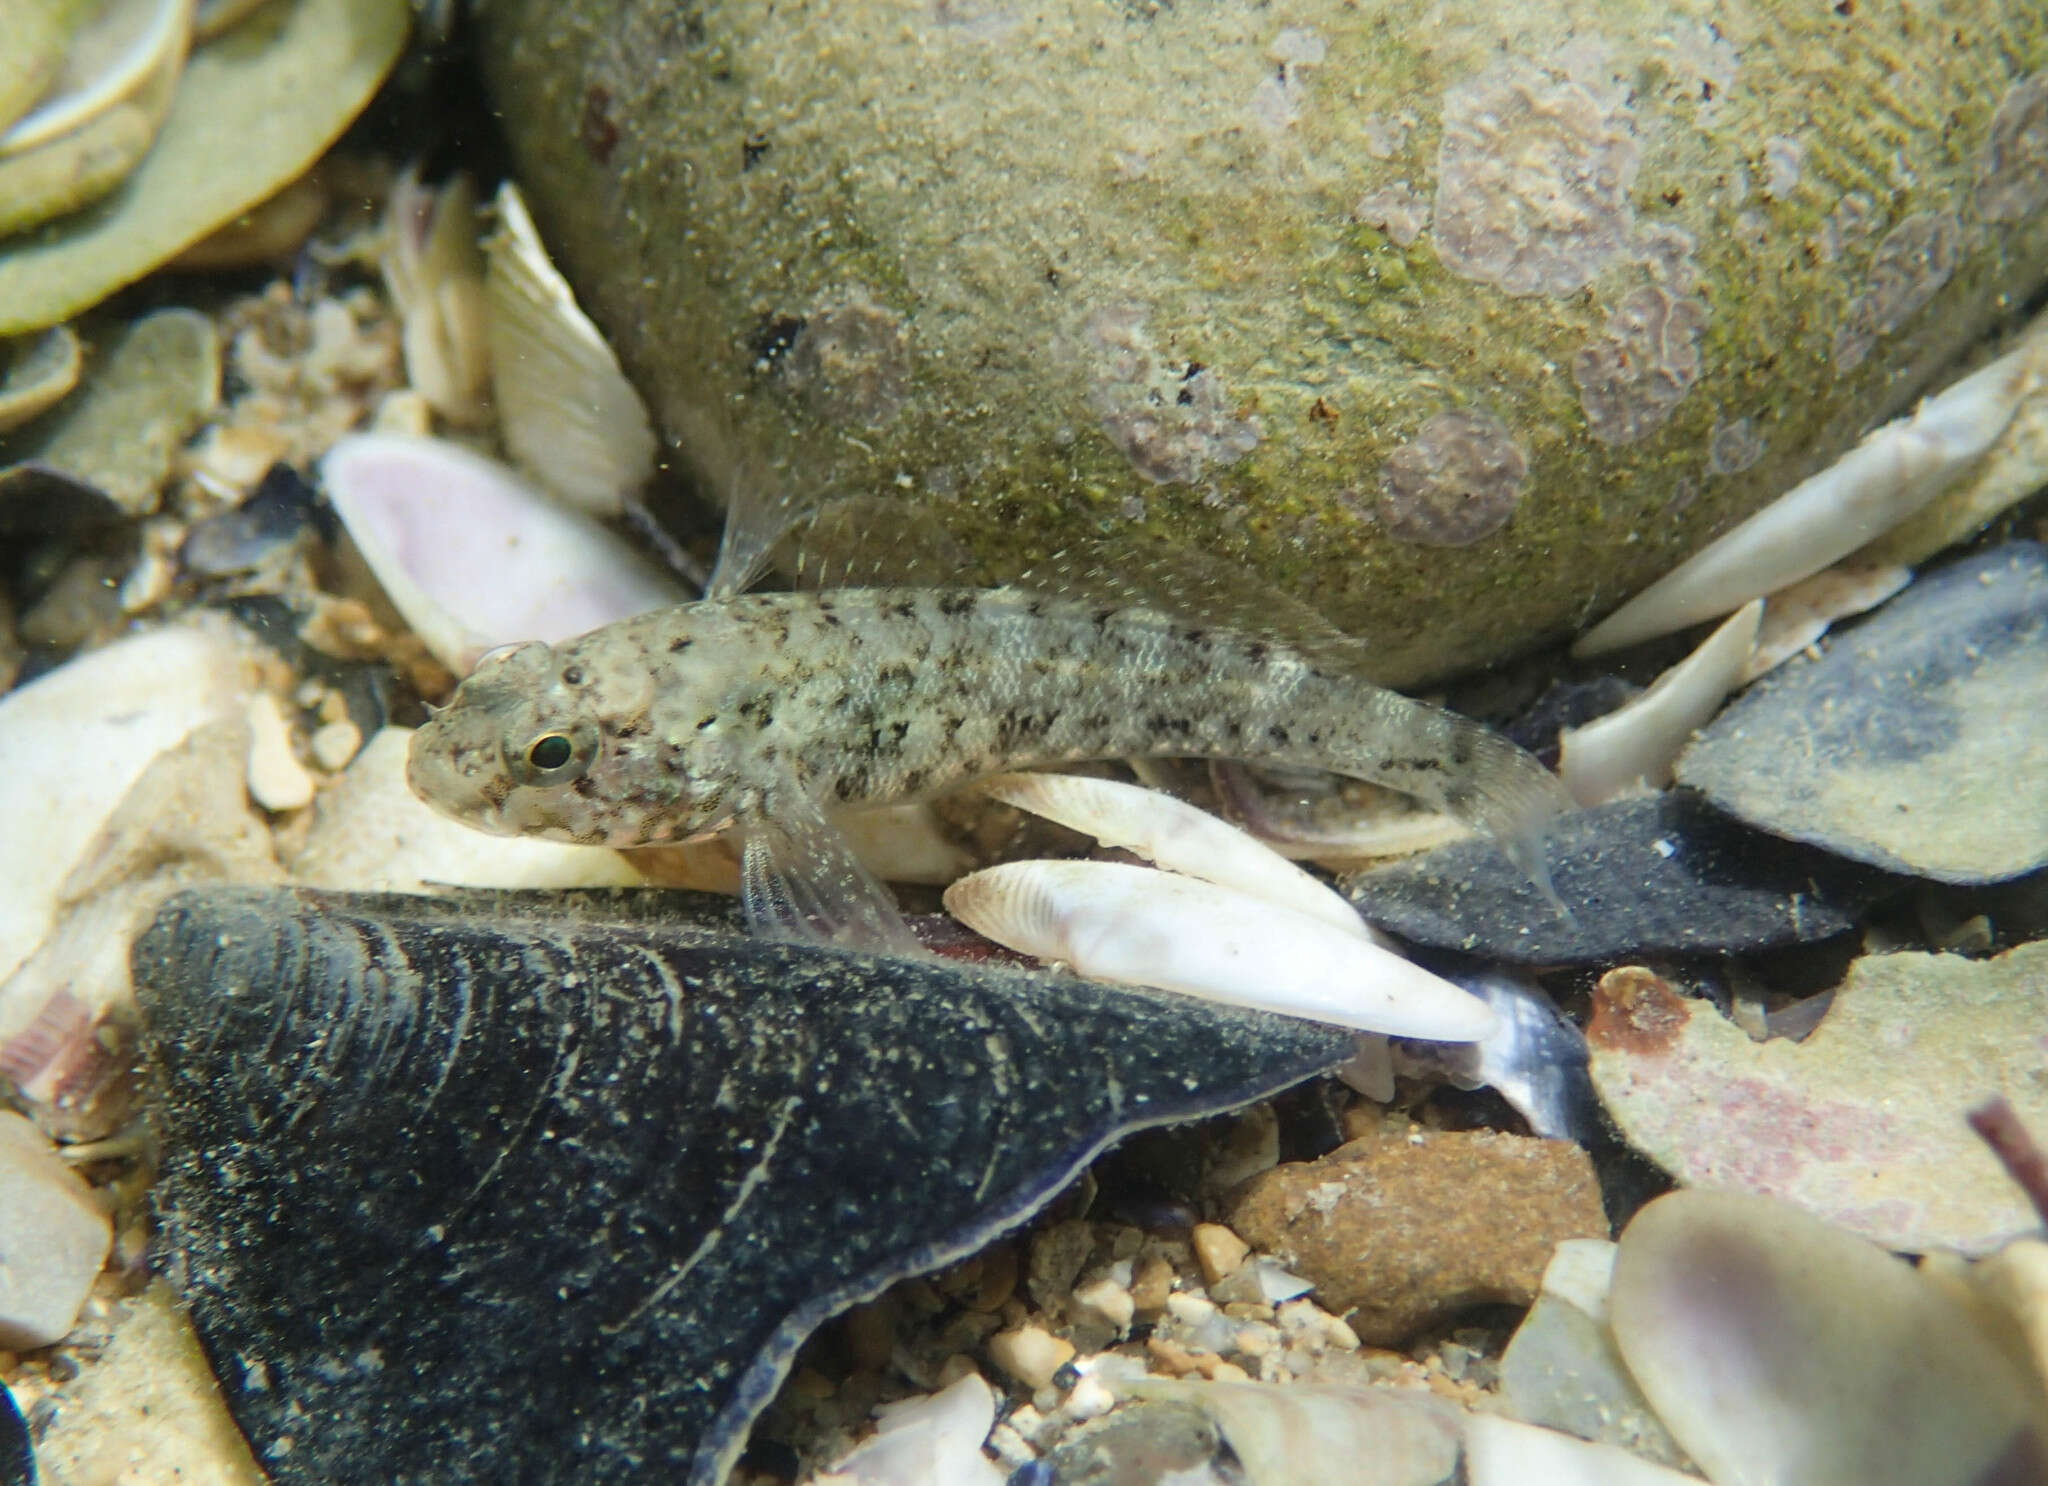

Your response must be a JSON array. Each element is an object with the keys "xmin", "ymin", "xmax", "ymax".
[
  {"xmin": 843, "ymin": 1298, "xmax": 896, "ymax": 1373},
  {"xmin": 1191, "ymin": 1222, "xmax": 1250, "ymax": 1287},
  {"xmin": 1145, "ymin": 1335, "xmax": 1204, "ymax": 1376},
  {"xmin": 1223, "ymin": 1126, "xmax": 1608, "ymax": 1345},
  {"xmin": 1130, "ymin": 1254, "xmax": 1176, "ymax": 1317}
]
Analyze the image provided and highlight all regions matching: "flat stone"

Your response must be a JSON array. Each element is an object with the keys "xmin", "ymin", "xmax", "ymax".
[
  {"xmin": 136, "ymin": 886, "xmax": 1353, "ymax": 1486},
  {"xmin": 1222, "ymin": 1124, "xmax": 1608, "ymax": 1345},
  {"xmin": 1677, "ymin": 543, "xmax": 2048, "ymax": 883},
  {"xmin": 1343, "ymin": 793, "xmax": 1888, "ymax": 964},
  {"xmin": 1586, "ymin": 945, "xmax": 2048, "ymax": 1255},
  {"xmin": 1498, "ymin": 1242, "xmax": 1689, "ymax": 1468}
]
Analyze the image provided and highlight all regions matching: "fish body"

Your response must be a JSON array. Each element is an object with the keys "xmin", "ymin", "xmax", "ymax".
[{"xmin": 407, "ymin": 587, "xmax": 1570, "ymax": 942}]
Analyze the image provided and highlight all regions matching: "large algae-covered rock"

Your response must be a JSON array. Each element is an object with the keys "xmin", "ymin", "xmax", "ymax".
[{"xmin": 475, "ymin": 0, "xmax": 2048, "ymax": 682}]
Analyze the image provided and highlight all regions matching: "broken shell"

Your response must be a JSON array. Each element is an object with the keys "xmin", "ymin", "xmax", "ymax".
[
  {"xmin": 1462, "ymin": 1414, "xmax": 1698, "ymax": 1486},
  {"xmin": 0, "ymin": 322, "xmax": 81, "ymax": 432},
  {"xmin": 1558, "ymin": 599, "xmax": 1760, "ymax": 806},
  {"xmin": 1742, "ymin": 562, "xmax": 1912, "ymax": 683},
  {"xmin": 1, "ymin": 306, "xmax": 219, "ymax": 518},
  {"xmin": 943, "ymin": 859, "xmax": 1495, "ymax": 1040},
  {"xmin": 1577, "ymin": 329, "xmax": 2046, "ymax": 655},
  {"xmin": 0, "ymin": 0, "xmax": 86, "ymax": 138},
  {"xmin": 192, "ymin": 0, "xmax": 271, "ymax": 38},
  {"xmin": 0, "ymin": 616, "xmax": 258, "ymax": 987},
  {"xmin": 1108, "ymin": 1377, "xmax": 1462, "ymax": 1486},
  {"xmin": 138, "ymin": 885, "xmax": 1351, "ymax": 1484},
  {"xmin": 382, "ymin": 168, "xmax": 491, "ymax": 424},
  {"xmin": 820, "ymin": 1371, "xmax": 1005, "ymax": 1486},
  {"xmin": 318, "ymin": 432, "xmax": 687, "ymax": 673},
  {"xmin": 0, "ymin": 0, "xmax": 193, "ymax": 238},
  {"xmin": 975, "ymin": 772, "xmax": 1382, "ymax": 942},
  {"xmin": 485, "ymin": 181, "xmax": 657, "ymax": 516},
  {"xmin": 0, "ymin": 0, "xmax": 410, "ymax": 336}
]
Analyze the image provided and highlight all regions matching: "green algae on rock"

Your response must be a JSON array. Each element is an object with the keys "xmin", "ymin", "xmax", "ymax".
[{"xmin": 474, "ymin": 0, "xmax": 2048, "ymax": 683}]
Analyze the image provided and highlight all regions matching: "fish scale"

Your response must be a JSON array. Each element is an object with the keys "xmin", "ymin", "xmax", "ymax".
[{"xmin": 408, "ymin": 586, "xmax": 1571, "ymax": 944}]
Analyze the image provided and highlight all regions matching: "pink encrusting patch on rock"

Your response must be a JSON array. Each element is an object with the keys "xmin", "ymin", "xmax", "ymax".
[
  {"xmin": 1975, "ymin": 70, "xmax": 2048, "ymax": 223},
  {"xmin": 1354, "ymin": 182, "xmax": 1430, "ymax": 247},
  {"xmin": 1432, "ymin": 61, "xmax": 1640, "ymax": 298},
  {"xmin": 1083, "ymin": 305, "xmax": 1261, "ymax": 485},
  {"xmin": 1373, "ymin": 408, "xmax": 1528, "ymax": 546},
  {"xmin": 1832, "ymin": 211, "xmax": 1962, "ymax": 371},
  {"xmin": 1573, "ymin": 286, "xmax": 1709, "ymax": 445}
]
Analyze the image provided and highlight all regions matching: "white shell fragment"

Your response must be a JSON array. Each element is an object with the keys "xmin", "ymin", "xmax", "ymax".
[
  {"xmin": 0, "ymin": 1111, "xmax": 113, "ymax": 1350},
  {"xmin": 1110, "ymin": 1378, "xmax": 1463, "ymax": 1486},
  {"xmin": 1462, "ymin": 1414, "xmax": 1699, "ymax": 1486},
  {"xmin": 1742, "ymin": 562, "xmax": 1912, "ymax": 682},
  {"xmin": 319, "ymin": 433, "xmax": 687, "ymax": 673},
  {"xmin": 977, "ymin": 772, "xmax": 1385, "ymax": 942},
  {"xmin": 1577, "ymin": 333, "xmax": 2045, "ymax": 655},
  {"xmin": 242, "ymin": 691, "xmax": 315, "ymax": 812},
  {"xmin": 1609, "ymin": 1190, "xmax": 2048, "ymax": 1486},
  {"xmin": 381, "ymin": 168, "xmax": 491, "ymax": 425},
  {"xmin": 0, "ymin": 618, "xmax": 258, "ymax": 986},
  {"xmin": 943, "ymin": 860, "xmax": 1495, "ymax": 1039},
  {"xmin": 485, "ymin": 181, "xmax": 658, "ymax": 517},
  {"xmin": 1559, "ymin": 599, "xmax": 1760, "ymax": 806},
  {"xmin": 817, "ymin": 1371, "xmax": 1005, "ymax": 1486}
]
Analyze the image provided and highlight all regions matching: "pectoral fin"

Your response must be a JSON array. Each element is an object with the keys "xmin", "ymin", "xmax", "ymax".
[{"xmin": 737, "ymin": 789, "xmax": 925, "ymax": 958}]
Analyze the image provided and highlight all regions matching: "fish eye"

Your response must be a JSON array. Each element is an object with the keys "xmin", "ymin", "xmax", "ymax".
[
  {"xmin": 527, "ymin": 734, "xmax": 575, "ymax": 771},
  {"xmin": 508, "ymin": 725, "xmax": 594, "ymax": 786}
]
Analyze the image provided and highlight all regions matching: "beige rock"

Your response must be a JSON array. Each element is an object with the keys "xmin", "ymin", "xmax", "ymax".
[
  {"xmin": 24, "ymin": 1279, "xmax": 265, "ymax": 1485},
  {"xmin": 244, "ymin": 691, "xmax": 315, "ymax": 811},
  {"xmin": 0, "ymin": 1111, "xmax": 111, "ymax": 1349},
  {"xmin": 1130, "ymin": 1254, "xmax": 1176, "ymax": 1317},
  {"xmin": 1225, "ymin": 1126, "xmax": 1609, "ymax": 1344},
  {"xmin": 1192, "ymin": 1222, "xmax": 1252, "ymax": 1288},
  {"xmin": 986, "ymin": 1324, "xmax": 1076, "ymax": 1391},
  {"xmin": 309, "ymin": 717, "xmax": 363, "ymax": 772}
]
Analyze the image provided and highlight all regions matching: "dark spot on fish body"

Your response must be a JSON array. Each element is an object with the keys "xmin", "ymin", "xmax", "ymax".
[
  {"xmin": 938, "ymin": 592, "xmax": 978, "ymax": 618},
  {"xmin": 875, "ymin": 663, "xmax": 915, "ymax": 692},
  {"xmin": 1267, "ymin": 724, "xmax": 1291, "ymax": 746},
  {"xmin": 900, "ymin": 767, "xmax": 929, "ymax": 795},
  {"xmin": 887, "ymin": 597, "xmax": 918, "ymax": 621},
  {"xmin": 889, "ymin": 720, "xmax": 911, "ymax": 745},
  {"xmin": 667, "ymin": 637, "xmax": 693, "ymax": 654}
]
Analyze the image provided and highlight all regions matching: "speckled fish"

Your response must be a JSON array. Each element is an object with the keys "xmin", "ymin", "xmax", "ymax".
[{"xmin": 407, "ymin": 585, "xmax": 1573, "ymax": 951}]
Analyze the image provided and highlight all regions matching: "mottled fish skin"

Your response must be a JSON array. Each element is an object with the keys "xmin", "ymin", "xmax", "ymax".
[{"xmin": 406, "ymin": 588, "xmax": 1571, "ymax": 870}]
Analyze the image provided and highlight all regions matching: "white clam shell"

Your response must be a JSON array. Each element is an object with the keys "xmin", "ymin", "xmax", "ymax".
[
  {"xmin": 1577, "ymin": 335, "xmax": 2044, "ymax": 656},
  {"xmin": 1559, "ymin": 599, "xmax": 1761, "ymax": 806},
  {"xmin": 943, "ymin": 859, "xmax": 1495, "ymax": 1039},
  {"xmin": 976, "ymin": 771, "xmax": 1385, "ymax": 943},
  {"xmin": 319, "ymin": 432, "xmax": 687, "ymax": 674},
  {"xmin": 1609, "ymin": 1190, "xmax": 2048, "ymax": 1486}
]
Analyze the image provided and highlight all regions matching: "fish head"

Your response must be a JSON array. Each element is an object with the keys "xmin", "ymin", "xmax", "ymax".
[{"xmin": 407, "ymin": 635, "xmax": 733, "ymax": 847}]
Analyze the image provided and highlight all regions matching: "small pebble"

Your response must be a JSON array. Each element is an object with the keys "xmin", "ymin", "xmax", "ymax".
[
  {"xmin": 1192, "ymin": 1223, "xmax": 1250, "ymax": 1287},
  {"xmin": 244, "ymin": 693, "xmax": 315, "ymax": 812},
  {"xmin": 1165, "ymin": 1293, "xmax": 1217, "ymax": 1327},
  {"xmin": 309, "ymin": 719, "xmax": 362, "ymax": 773},
  {"xmin": 1130, "ymin": 1255, "xmax": 1175, "ymax": 1317},
  {"xmin": 987, "ymin": 1325, "xmax": 1076, "ymax": 1391},
  {"xmin": 1071, "ymin": 1277, "xmax": 1135, "ymax": 1333}
]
